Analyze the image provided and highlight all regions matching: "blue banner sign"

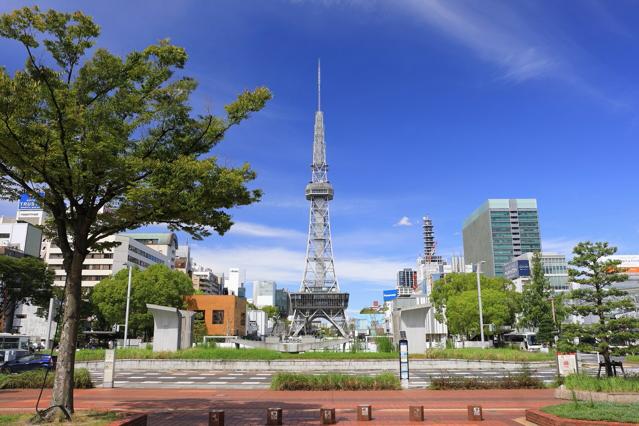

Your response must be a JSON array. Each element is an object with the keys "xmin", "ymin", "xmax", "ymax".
[
  {"xmin": 18, "ymin": 193, "xmax": 43, "ymax": 211},
  {"xmin": 383, "ymin": 289, "xmax": 398, "ymax": 301}
]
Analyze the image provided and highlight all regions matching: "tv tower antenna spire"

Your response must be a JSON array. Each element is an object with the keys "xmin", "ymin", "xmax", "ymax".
[{"xmin": 289, "ymin": 62, "xmax": 349, "ymax": 338}]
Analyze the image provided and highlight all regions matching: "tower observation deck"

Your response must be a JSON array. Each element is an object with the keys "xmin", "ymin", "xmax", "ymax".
[{"xmin": 289, "ymin": 61, "xmax": 349, "ymax": 337}]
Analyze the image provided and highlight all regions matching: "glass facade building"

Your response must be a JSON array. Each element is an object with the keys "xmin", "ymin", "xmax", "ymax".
[{"xmin": 463, "ymin": 199, "xmax": 541, "ymax": 277}]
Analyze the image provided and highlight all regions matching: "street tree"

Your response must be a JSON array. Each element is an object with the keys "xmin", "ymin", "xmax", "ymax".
[
  {"xmin": 0, "ymin": 255, "xmax": 53, "ymax": 332},
  {"xmin": 0, "ymin": 7, "xmax": 270, "ymax": 412},
  {"xmin": 560, "ymin": 241, "xmax": 638, "ymax": 377},
  {"xmin": 431, "ymin": 273, "xmax": 520, "ymax": 340},
  {"xmin": 520, "ymin": 251, "xmax": 556, "ymax": 344},
  {"xmin": 91, "ymin": 264, "xmax": 194, "ymax": 338}
]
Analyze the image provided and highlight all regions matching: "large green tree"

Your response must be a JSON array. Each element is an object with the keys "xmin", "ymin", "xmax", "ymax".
[
  {"xmin": 91, "ymin": 264, "xmax": 194, "ymax": 338},
  {"xmin": 0, "ymin": 7, "xmax": 270, "ymax": 412},
  {"xmin": 0, "ymin": 255, "xmax": 53, "ymax": 332},
  {"xmin": 520, "ymin": 251, "xmax": 556, "ymax": 344},
  {"xmin": 559, "ymin": 242, "xmax": 639, "ymax": 377},
  {"xmin": 431, "ymin": 273, "xmax": 520, "ymax": 340}
]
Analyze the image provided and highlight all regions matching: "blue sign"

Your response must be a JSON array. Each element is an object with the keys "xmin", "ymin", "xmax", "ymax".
[
  {"xmin": 517, "ymin": 260, "xmax": 531, "ymax": 277},
  {"xmin": 18, "ymin": 193, "xmax": 43, "ymax": 211},
  {"xmin": 383, "ymin": 289, "xmax": 398, "ymax": 301}
]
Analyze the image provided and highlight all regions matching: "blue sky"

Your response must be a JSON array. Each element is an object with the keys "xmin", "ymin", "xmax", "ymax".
[{"xmin": 1, "ymin": 1, "xmax": 639, "ymax": 312}]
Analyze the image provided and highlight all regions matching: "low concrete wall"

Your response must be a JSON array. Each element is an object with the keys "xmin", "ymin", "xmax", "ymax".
[
  {"xmin": 77, "ymin": 358, "xmax": 553, "ymax": 372},
  {"xmin": 555, "ymin": 385, "xmax": 639, "ymax": 404}
]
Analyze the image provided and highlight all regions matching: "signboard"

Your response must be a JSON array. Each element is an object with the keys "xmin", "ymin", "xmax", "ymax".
[
  {"xmin": 399, "ymin": 339, "xmax": 409, "ymax": 380},
  {"xmin": 18, "ymin": 193, "xmax": 43, "ymax": 211},
  {"xmin": 383, "ymin": 289, "xmax": 398, "ymax": 302},
  {"xmin": 504, "ymin": 259, "xmax": 531, "ymax": 279},
  {"xmin": 557, "ymin": 352, "xmax": 578, "ymax": 377}
]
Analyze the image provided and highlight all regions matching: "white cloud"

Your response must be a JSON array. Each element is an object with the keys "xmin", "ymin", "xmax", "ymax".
[
  {"xmin": 393, "ymin": 216, "xmax": 413, "ymax": 227},
  {"xmin": 191, "ymin": 245, "xmax": 406, "ymax": 286},
  {"xmin": 227, "ymin": 221, "xmax": 306, "ymax": 240},
  {"xmin": 542, "ymin": 237, "xmax": 582, "ymax": 256}
]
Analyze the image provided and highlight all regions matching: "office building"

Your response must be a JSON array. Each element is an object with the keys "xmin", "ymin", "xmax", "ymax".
[
  {"xmin": 504, "ymin": 252, "xmax": 570, "ymax": 293},
  {"xmin": 397, "ymin": 268, "xmax": 418, "ymax": 296},
  {"xmin": 253, "ymin": 280, "xmax": 276, "ymax": 307},
  {"xmin": 175, "ymin": 245, "xmax": 192, "ymax": 277},
  {"xmin": 275, "ymin": 288, "xmax": 290, "ymax": 316},
  {"xmin": 120, "ymin": 233, "xmax": 178, "ymax": 268},
  {"xmin": 604, "ymin": 255, "xmax": 639, "ymax": 315},
  {"xmin": 0, "ymin": 220, "xmax": 43, "ymax": 257},
  {"xmin": 191, "ymin": 268, "xmax": 221, "ymax": 295},
  {"xmin": 225, "ymin": 267, "xmax": 243, "ymax": 296},
  {"xmin": 463, "ymin": 199, "xmax": 541, "ymax": 276},
  {"xmin": 44, "ymin": 235, "xmax": 168, "ymax": 288}
]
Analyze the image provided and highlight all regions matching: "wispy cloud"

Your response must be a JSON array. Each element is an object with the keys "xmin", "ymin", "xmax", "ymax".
[
  {"xmin": 192, "ymin": 245, "xmax": 405, "ymax": 286},
  {"xmin": 227, "ymin": 221, "xmax": 306, "ymax": 240},
  {"xmin": 393, "ymin": 216, "xmax": 413, "ymax": 227},
  {"xmin": 542, "ymin": 237, "xmax": 582, "ymax": 256}
]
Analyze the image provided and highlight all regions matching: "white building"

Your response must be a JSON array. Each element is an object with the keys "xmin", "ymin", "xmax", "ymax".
[
  {"xmin": 44, "ymin": 234, "xmax": 169, "ymax": 288},
  {"xmin": 192, "ymin": 268, "xmax": 221, "ymax": 295},
  {"xmin": 15, "ymin": 193, "xmax": 48, "ymax": 226},
  {"xmin": 252, "ymin": 280, "xmax": 276, "ymax": 307},
  {"xmin": 0, "ymin": 220, "xmax": 43, "ymax": 257},
  {"xmin": 120, "ymin": 233, "xmax": 178, "ymax": 268},
  {"xmin": 225, "ymin": 267, "xmax": 243, "ymax": 296},
  {"xmin": 504, "ymin": 252, "xmax": 570, "ymax": 293}
]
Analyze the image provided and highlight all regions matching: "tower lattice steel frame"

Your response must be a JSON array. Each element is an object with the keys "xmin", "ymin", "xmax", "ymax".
[{"xmin": 289, "ymin": 62, "xmax": 349, "ymax": 337}]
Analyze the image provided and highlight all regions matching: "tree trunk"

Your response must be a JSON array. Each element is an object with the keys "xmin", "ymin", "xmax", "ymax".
[
  {"xmin": 602, "ymin": 350, "xmax": 614, "ymax": 377},
  {"xmin": 51, "ymin": 252, "xmax": 84, "ymax": 413}
]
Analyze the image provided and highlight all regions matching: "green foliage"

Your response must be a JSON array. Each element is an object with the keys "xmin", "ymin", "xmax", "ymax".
[
  {"xmin": 376, "ymin": 336, "xmax": 395, "ymax": 353},
  {"xmin": 423, "ymin": 348, "xmax": 554, "ymax": 362},
  {"xmin": 0, "ymin": 255, "xmax": 53, "ymax": 330},
  {"xmin": 559, "ymin": 242, "xmax": 639, "ymax": 375},
  {"xmin": 520, "ymin": 252, "xmax": 556, "ymax": 345},
  {"xmin": 270, "ymin": 372, "xmax": 400, "ymax": 390},
  {"xmin": 431, "ymin": 273, "xmax": 520, "ymax": 338},
  {"xmin": 91, "ymin": 264, "xmax": 194, "ymax": 338},
  {"xmin": 542, "ymin": 402, "xmax": 639, "ymax": 423},
  {"xmin": 429, "ymin": 371, "xmax": 545, "ymax": 390},
  {"xmin": 0, "ymin": 411, "xmax": 121, "ymax": 426},
  {"xmin": 564, "ymin": 374, "xmax": 639, "ymax": 393},
  {"xmin": 260, "ymin": 305, "xmax": 280, "ymax": 319},
  {"xmin": 0, "ymin": 368, "xmax": 92, "ymax": 389}
]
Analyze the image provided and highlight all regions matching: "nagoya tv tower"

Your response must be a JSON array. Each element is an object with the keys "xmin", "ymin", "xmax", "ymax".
[{"xmin": 289, "ymin": 61, "xmax": 349, "ymax": 338}]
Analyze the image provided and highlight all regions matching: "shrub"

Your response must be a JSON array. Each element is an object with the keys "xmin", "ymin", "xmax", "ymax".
[
  {"xmin": 270, "ymin": 372, "xmax": 400, "ymax": 391},
  {"xmin": 376, "ymin": 336, "xmax": 395, "ymax": 353},
  {"xmin": 0, "ymin": 368, "xmax": 93, "ymax": 389},
  {"xmin": 429, "ymin": 372, "xmax": 545, "ymax": 390}
]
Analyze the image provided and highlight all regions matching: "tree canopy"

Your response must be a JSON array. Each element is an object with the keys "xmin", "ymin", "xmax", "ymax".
[
  {"xmin": 519, "ymin": 251, "xmax": 556, "ymax": 344},
  {"xmin": 431, "ymin": 273, "xmax": 520, "ymax": 339},
  {"xmin": 91, "ymin": 264, "xmax": 194, "ymax": 338},
  {"xmin": 0, "ymin": 255, "xmax": 53, "ymax": 332},
  {"xmin": 559, "ymin": 241, "xmax": 639, "ymax": 376},
  {"xmin": 0, "ymin": 6, "xmax": 270, "ymax": 412}
]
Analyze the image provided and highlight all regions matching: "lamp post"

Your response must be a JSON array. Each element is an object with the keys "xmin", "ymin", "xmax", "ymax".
[
  {"xmin": 476, "ymin": 261, "xmax": 486, "ymax": 346},
  {"xmin": 123, "ymin": 264, "xmax": 133, "ymax": 348}
]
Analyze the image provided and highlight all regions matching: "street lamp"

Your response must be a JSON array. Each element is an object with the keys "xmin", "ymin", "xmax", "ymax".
[
  {"xmin": 476, "ymin": 261, "xmax": 486, "ymax": 346},
  {"xmin": 123, "ymin": 263, "xmax": 133, "ymax": 348}
]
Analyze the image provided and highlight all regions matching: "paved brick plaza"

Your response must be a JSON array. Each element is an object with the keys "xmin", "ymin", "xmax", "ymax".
[{"xmin": 0, "ymin": 388, "xmax": 555, "ymax": 425}]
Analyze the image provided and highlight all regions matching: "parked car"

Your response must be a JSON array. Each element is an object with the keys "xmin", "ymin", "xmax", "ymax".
[{"xmin": 0, "ymin": 354, "xmax": 56, "ymax": 374}]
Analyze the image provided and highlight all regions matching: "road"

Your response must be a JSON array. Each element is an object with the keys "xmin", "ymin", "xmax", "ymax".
[{"xmin": 87, "ymin": 367, "xmax": 561, "ymax": 389}]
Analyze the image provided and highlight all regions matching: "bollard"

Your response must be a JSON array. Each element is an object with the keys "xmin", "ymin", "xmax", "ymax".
[
  {"xmin": 266, "ymin": 407, "xmax": 283, "ymax": 425},
  {"xmin": 409, "ymin": 405, "xmax": 424, "ymax": 422},
  {"xmin": 357, "ymin": 405, "xmax": 372, "ymax": 421},
  {"xmin": 320, "ymin": 408, "xmax": 336, "ymax": 424},
  {"xmin": 209, "ymin": 410, "xmax": 224, "ymax": 426},
  {"xmin": 467, "ymin": 405, "xmax": 483, "ymax": 421}
]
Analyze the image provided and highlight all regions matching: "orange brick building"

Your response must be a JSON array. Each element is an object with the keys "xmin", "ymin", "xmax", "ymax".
[{"xmin": 184, "ymin": 295, "xmax": 247, "ymax": 336}]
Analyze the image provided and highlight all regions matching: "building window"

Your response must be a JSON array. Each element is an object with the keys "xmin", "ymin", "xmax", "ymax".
[{"xmin": 212, "ymin": 310, "xmax": 224, "ymax": 325}]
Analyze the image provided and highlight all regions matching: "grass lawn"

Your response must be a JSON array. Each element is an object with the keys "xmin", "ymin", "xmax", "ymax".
[
  {"xmin": 564, "ymin": 374, "xmax": 639, "ymax": 393},
  {"xmin": 626, "ymin": 355, "xmax": 639, "ymax": 363},
  {"xmin": 0, "ymin": 411, "xmax": 122, "ymax": 425},
  {"xmin": 542, "ymin": 402, "xmax": 639, "ymax": 423},
  {"xmin": 70, "ymin": 346, "xmax": 554, "ymax": 362}
]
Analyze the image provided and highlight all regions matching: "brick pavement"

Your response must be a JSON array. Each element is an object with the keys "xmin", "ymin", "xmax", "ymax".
[{"xmin": 0, "ymin": 388, "xmax": 555, "ymax": 425}]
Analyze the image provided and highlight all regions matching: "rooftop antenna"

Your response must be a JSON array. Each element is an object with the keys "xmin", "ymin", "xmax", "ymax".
[{"xmin": 317, "ymin": 58, "xmax": 321, "ymax": 111}]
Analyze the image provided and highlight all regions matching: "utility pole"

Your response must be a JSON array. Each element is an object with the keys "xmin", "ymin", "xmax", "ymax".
[
  {"xmin": 123, "ymin": 264, "xmax": 133, "ymax": 348},
  {"xmin": 45, "ymin": 298, "xmax": 57, "ymax": 350},
  {"xmin": 476, "ymin": 261, "xmax": 486, "ymax": 346}
]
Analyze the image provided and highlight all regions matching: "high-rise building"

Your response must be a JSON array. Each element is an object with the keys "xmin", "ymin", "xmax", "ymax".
[
  {"xmin": 253, "ymin": 280, "xmax": 276, "ymax": 307},
  {"xmin": 120, "ymin": 233, "xmax": 178, "ymax": 268},
  {"xmin": 191, "ymin": 268, "xmax": 221, "ymax": 295},
  {"xmin": 397, "ymin": 268, "xmax": 418, "ymax": 296},
  {"xmin": 462, "ymin": 199, "xmax": 541, "ymax": 277},
  {"xmin": 225, "ymin": 267, "xmax": 243, "ymax": 296},
  {"xmin": 504, "ymin": 252, "xmax": 570, "ymax": 293}
]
